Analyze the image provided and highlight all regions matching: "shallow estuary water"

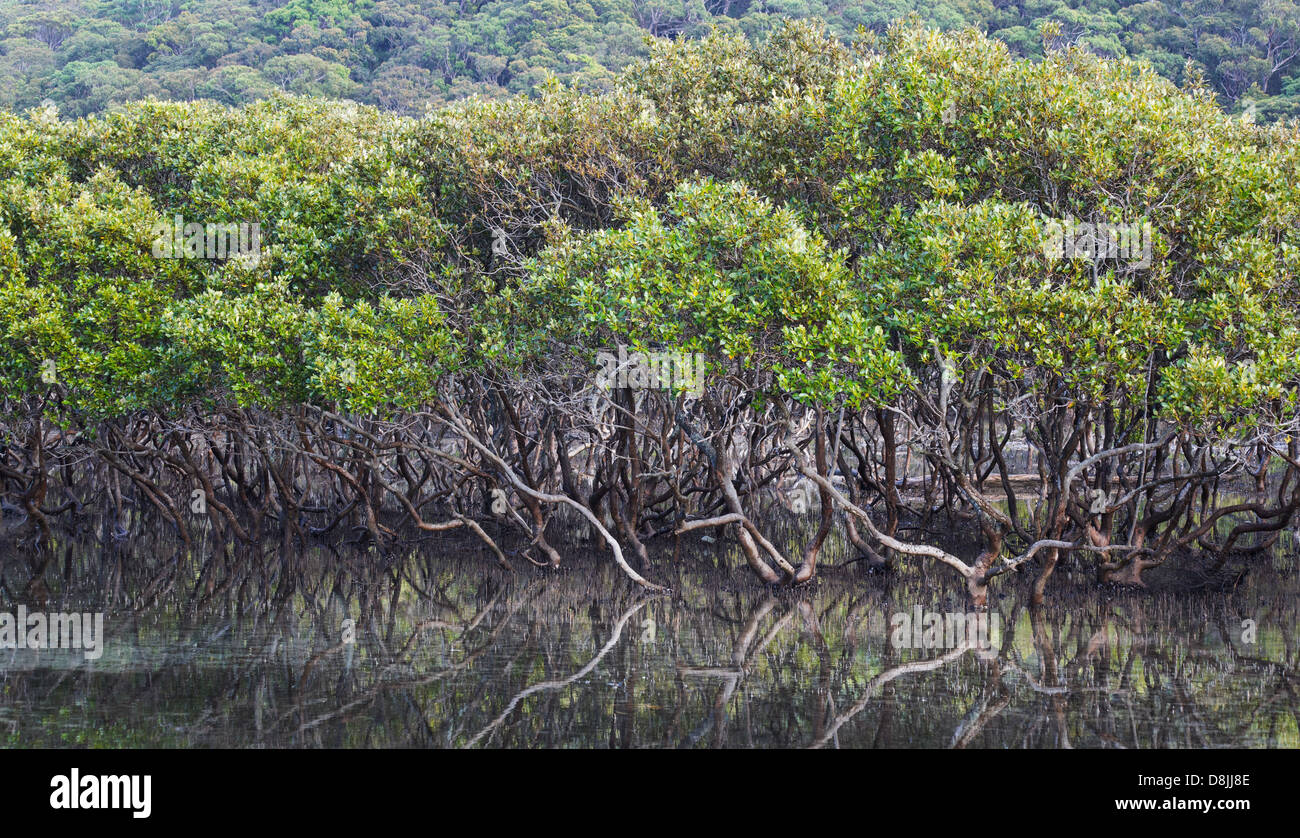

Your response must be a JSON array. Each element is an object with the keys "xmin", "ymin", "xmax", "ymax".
[{"xmin": 1, "ymin": 522, "xmax": 1296, "ymax": 748}]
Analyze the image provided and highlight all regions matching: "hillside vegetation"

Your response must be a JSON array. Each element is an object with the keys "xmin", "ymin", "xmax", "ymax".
[{"xmin": 2, "ymin": 1, "xmax": 1299, "ymax": 120}]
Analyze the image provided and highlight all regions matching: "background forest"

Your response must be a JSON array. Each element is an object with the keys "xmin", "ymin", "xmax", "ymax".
[{"xmin": 2, "ymin": 0, "xmax": 1299, "ymax": 121}]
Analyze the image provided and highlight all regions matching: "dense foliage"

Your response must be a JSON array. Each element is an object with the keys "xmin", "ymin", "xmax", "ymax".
[
  {"xmin": 3, "ymin": 21, "xmax": 1299, "ymax": 600},
  {"xmin": 3, "ymin": 0, "xmax": 1300, "ymax": 120}
]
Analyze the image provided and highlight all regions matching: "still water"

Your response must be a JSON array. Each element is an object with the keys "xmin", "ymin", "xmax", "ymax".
[{"xmin": 1, "ymin": 524, "xmax": 1296, "ymax": 748}]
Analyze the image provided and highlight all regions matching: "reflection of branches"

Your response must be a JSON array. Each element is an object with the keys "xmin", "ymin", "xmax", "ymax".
[
  {"xmin": 810, "ymin": 644, "xmax": 974, "ymax": 749},
  {"xmin": 678, "ymin": 595, "xmax": 794, "ymax": 747},
  {"xmin": 950, "ymin": 680, "xmax": 1012, "ymax": 749},
  {"xmin": 998, "ymin": 661, "xmax": 1070, "ymax": 695},
  {"xmin": 1031, "ymin": 605, "xmax": 1070, "ymax": 748},
  {"xmin": 280, "ymin": 583, "xmax": 536, "ymax": 736},
  {"xmin": 462, "ymin": 596, "xmax": 658, "ymax": 748}
]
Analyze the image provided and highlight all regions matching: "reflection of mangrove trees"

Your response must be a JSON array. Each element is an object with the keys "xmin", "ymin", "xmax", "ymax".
[
  {"xmin": 1, "ymin": 537, "xmax": 1295, "ymax": 747},
  {"xmin": 3, "ymin": 23, "xmax": 1300, "ymax": 602}
]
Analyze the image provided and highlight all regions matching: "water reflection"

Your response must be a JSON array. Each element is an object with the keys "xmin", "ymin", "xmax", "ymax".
[{"xmin": 0, "ymin": 527, "xmax": 1296, "ymax": 748}]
